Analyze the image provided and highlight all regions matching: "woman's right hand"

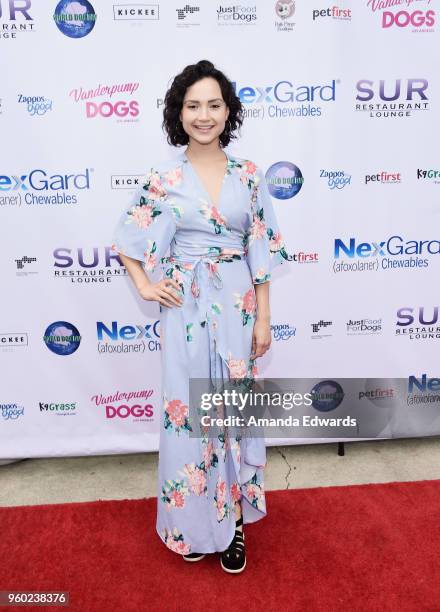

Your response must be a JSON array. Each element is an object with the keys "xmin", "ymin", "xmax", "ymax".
[{"xmin": 138, "ymin": 278, "xmax": 183, "ymax": 308}]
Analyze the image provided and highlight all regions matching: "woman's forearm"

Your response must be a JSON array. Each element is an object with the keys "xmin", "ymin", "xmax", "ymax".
[
  {"xmin": 119, "ymin": 253, "xmax": 152, "ymax": 293},
  {"xmin": 254, "ymin": 281, "xmax": 270, "ymax": 322}
]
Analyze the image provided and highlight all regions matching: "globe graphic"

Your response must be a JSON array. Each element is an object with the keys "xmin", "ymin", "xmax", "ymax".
[
  {"xmin": 53, "ymin": 0, "xmax": 97, "ymax": 38},
  {"xmin": 265, "ymin": 161, "xmax": 303, "ymax": 199},
  {"xmin": 311, "ymin": 381, "xmax": 344, "ymax": 412},
  {"xmin": 43, "ymin": 321, "xmax": 81, "ymax": 356}
]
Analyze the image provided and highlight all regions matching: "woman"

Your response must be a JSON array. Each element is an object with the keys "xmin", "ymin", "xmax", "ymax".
[{"xmin": 112, "ymin": 60, "xmax": 290, "ymax": 573}]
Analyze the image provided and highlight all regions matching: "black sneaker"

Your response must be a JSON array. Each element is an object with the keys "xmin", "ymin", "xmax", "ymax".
[
  {"xmin": 183, "ymin": 552, "xmax": 206, "ymax": 562},
  {"xmin": 220, "ymin": 515, "xmax": 246, "ymax": 574}
]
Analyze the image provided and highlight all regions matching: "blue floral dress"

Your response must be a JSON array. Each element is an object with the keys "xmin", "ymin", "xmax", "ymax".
[{"xmin": 112, "ymin": 149, "xmax": 289, "ymax": 556}]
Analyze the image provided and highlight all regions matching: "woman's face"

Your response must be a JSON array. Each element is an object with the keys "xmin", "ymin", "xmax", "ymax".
[{"xmin": 180, "ymin": 77, "xmax": 230, "ymax": 147}]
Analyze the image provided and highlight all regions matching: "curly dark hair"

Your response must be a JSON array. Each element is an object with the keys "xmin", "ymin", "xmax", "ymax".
[{"xmin": 162, "ymin": 60, "xmax": 244, "ymax": 148}]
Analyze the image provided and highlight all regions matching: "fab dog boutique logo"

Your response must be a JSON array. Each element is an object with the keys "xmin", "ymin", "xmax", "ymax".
[
  {"xmin": 53, "ymin": 247, "xmax": 127, "ymax": 284},
  {"xmin": 97, "ymin": 320, "xmax": 160, "ymax": 354},
  {"xmin": 0, "ymin": 0, "xmax": 35, "ymax": 40},
  {"xmin": 91, "ymin": 388, "xmax": 155, "ymax": 422},
  {"xmin": 53, "ymin": 0, "xmax": 97, "ymax": 38},
  {"xmin": 69, "ymin": 81, "xmax": 140, "ymax": 121},
  {"xmin": 274, "ymin": 0, "xmax": 296, "ymax": 31},
  {"xmin": 366, "ymin": 0, "xmax": 435, "ymax": 33},
  {"xmin": 0, "ymin": 168, "xmax": 92, "ymax": 207},
  {"xmin": 355, "ymin": 78, "xmax": 429, "ymax": 118}
]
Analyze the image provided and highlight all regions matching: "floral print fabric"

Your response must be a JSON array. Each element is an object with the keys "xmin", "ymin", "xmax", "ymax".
[{"xmin": 112, "ymin": 150, "xmax": 289, "ymax": 555}]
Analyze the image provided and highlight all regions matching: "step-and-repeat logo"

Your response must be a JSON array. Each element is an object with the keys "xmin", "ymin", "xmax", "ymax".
[
  {"xmin": 1, "ymin": 403, "xmax": 25, "ymax": 420},
  {"xmin": 0, "ymin": 0, "xmax": 35, "ymax": 39},
  {"xmin": 43, "ymin": 321, "xmax": 81, "ymax": 355},
  {"xmin": 91, "ymin": 388, "xmax": 155, "ymax": 421},
  {"xmin": 97, "ymin": 320, "xmax": 160, "ymax": 354},
  {"xmin": 274, "ymin": 0, "xmax": 295, "ymax": 32},
  {"xmin": 355, "ymin": 78, "xmax": 429, "ymax": 118},
  {"xmin": 366, "ymin": 1, "xmax": 435, "ymax": 33},
  {"xmin": 271, "ymin": 323, "xmax": 296, "ymax": 341},
  {"xmin": 266, "ymin": 161, "xmax": 304, "ymax": 199},
  {"xmin": 320, "ymin": 169, "xmax": 351, "ymax": 190},
  {"xmin": 53, "ymin": 247, "xmax": 126, "ymax": 283},
  {"xmin": 39, "ymin": 401, "xmax": 77, "ymax": 415},
  {"xmin": 17, "ymin": 94, "xmax": 53, "ymax": 116},
  {"xmin": 0, "ymin": 333, "xmax": 28, "ymax": 350},
  {"xmin": 69, "ymin": 82, "xmax": 140, "ymax": 121},
  {"xmin": 53, "ymin": 0, "xmax": 97, "ymax": 38},
  {"xmin": 396, "ymin": 307, "xmax": 440, "ymax": 341},
  {"xmin": 113, "ymin": 4, "xmax": 159, "ymax": 20}
]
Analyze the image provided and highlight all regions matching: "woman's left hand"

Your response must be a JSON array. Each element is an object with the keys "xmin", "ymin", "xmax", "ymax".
[{"xmin": 251, "ymin": 318, "xmax": 271, "ymax": 359}]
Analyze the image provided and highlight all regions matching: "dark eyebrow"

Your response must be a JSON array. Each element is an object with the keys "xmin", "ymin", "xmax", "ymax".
[{"xmin": 184, "ymin": 98, "xmax": 224, "ymax": 103}]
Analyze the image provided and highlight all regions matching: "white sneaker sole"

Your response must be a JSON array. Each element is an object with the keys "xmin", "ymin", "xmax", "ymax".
[
  {"xmin": 220, "ymin": 556, "xmax": 246, "ymax": 574},
  {"xmin": 183, "ymin": 554, "xmax": 206, "ymax": 562}
]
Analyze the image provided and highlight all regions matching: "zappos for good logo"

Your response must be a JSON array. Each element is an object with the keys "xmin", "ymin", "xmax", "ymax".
[
  {"xmin": 43, "ymin": 321, "xmax": 81, "ymax": 355},
  {"xmin": 53, "ymin": 0, "xmax": 97, "ymax": 38},
  {"xmin": 1, "ymin": 403, "xmax": 25, "ymax": 420},
  {"xmin": 311, "ymin": 380, "xmax": 344, "ymax": 412},
  {"xmin": 266, "ymin": 162, "xmax": 303, "ymax": 199}
]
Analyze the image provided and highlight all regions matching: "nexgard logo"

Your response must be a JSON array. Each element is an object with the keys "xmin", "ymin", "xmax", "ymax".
[
  {"xmin": 232, "ymin": 79, "xmax": 337, "ymax": 119},
  {"xmin": 97, "ymin": 320, "xmax": 160, "ymax": 354},
  {"xmin": 0, "ymin": 168, "xmax": 92, "ymax": 206},
  {"xmin": 333, "ymin": 235, "xmax": 435, "ymax": 274}
]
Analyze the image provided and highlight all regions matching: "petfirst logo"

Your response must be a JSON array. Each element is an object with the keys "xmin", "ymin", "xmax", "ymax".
[
  {"xmin": 417, "ymin": 168, "xmax": 440, "ymax": 184},
  {"xmin": 311, "ymin": 320, "xmax": 332, "ymax": 339},
  {"xmin": 69, "ymin": 82, "xmax": 140, "ymax": 121},
  {"xmin": 407, "ymin": 374, "xmax": 440, "ymax": 407},
  {"xmin": 0, "ymin": 0, "xmax": 35, "ymax": 39},
  {"xmin": 291, "ymin": 250, "xmax": 319, "ymax": 263},
  {"xmin": 366, "ymin": 0, "xmax": 435, "ymax": 32},
  {"xmin": 355, "ymin": 78, "xmax": 429, "ymax": 118},
  {"xmin": 39, "ymin": 401, "xmax": 77, "ymax": 415},
  {"xmin": 91, "ymin": 388, "xmax": 155, "ymax": 421},
  {"xmin": 0, "ymin": 168, "xmax": 92, "ymax": 207},
  {"xmin": 97, "ymin": 320, "xmax": 160, "ymax": 354},
  {"xmin": 312, "ymin": 6, "xmax": 351, "ymax": 20},
  {"xmin": 266, "ymin": 162, "xmax": 303, "ymax": 199},
  {"xmin": 217, "ymin": 4, "xmax": 257, "ymax": 25},
  {"xmin": 271, "ymin": 323, "xmax": 296, "ymax": 341},
  {"xmin": 15, "ymin": 255, "xmax": 37, "ymax": 276},
  {"xmin": 346, "ymin": 318, "xmax": 382, "ymax": 335},
  {"xmin": 113, "ymin": 4, "xmax": 159, "ymax": 20},
  {"xmin": 17, "ymin": 94, "xmax": 53, "ymax": 116},
  {"xmin": 396, "ymin": 307, "xmax": 440, "ymax": 341},
  {"xmin": 320, "ymin": 169, "xmax": 351, "ymax": 190},
  {"xmin": 0, "ymin": 403, "xmax": 25, "ymax": 420},
  {"xmin": 274, "ymin": 0, "xmax": 295, "ymax": 31},
  {"xmin": 43, "ymin": 321, "xmax": 81, "ymax": 356},
  {"xmin": 53, "ymin": 0, "xmax": 97, "ymax": 38},
  {"xmin": 365, "ymin": 170, "xmax": 401, "ymax": 185},
  {"xmin": 53, "ymin": 247, "xmax": 127, "ymax": 284},
  {"xmin": 232, "ymin": 79, "xmax": 338, "ymax": 120},
  {"xmin": 332, "ymin": 235, "xmax": 436, "ymax": 274}
]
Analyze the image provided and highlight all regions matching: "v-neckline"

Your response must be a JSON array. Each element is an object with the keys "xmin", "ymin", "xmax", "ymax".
[{"xmin": 183, "ymin": 150, "xmax": 232, "ymax": 210}]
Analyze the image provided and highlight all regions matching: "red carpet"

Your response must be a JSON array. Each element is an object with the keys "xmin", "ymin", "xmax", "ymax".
[{"xmin": 1, "ymin": 480, "xmax": 440, "ymax": 612}]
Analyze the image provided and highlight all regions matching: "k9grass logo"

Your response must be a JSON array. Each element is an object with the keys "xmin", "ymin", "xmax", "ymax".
[
  {"xmin": 91, "ymin": 388, "xmax": 155, "ymax": 421},
  {"xmin": 97, "ymin": 320, "xmax": 160, "ymax": 354},
  {"xmin": 53, "ymin": 247, "xmax": 127, "ymax": 283},
  {"xmin": 43, "ymin": 321, "xmax": 81, "ymax": 355},
  {"xmin": 17, "ymin": 94, "xmax": 53, "ymax": 116},
  {"xmin": 39, "ymin": 401, "xmax": 77, "ymax": 415},
  {"xmin": 69, "ymin": 81, "xmax": 139, "ymax": 121}
]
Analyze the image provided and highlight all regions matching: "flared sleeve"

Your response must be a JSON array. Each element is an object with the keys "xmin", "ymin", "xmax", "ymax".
[
  {"xmin": 112, "ymin": 168, "xmax": 176, "ymax": 273},
  {"xmin": 244, "ymin": 165, "xmax": 291, "ymax": 284}
]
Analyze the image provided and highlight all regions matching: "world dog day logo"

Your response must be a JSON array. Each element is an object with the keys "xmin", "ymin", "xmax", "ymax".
[
  {"xmin": 69, "ymin": 82, "xmax": 140, "ymax": 121},
  {"xmin": 53, "ymin": 0, "xmax": 97, "ymax": 38},
  {"xmin": 266, "ymin": 162, "xmax": 304, "ymax": 199},
  {"xmin": 43, "ymin": 321, "xmax": 81, "ymax": 355}
]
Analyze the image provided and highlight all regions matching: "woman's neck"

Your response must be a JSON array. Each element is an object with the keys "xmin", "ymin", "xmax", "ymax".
[{"xmin": 185, "ymin": 138, "xmax": 225, "ymax": 163}]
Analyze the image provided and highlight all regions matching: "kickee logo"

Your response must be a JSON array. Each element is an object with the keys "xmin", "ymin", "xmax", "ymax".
[
  {"xmin": 320, "ymin": 169, "xmax": 351, "ymax": 189},
  {"xmin": 1, "ymin": 403, "xmax": 25, "ymax": 420},
  {"xmin": 0, "ymin": 0, "xmax": 35, "ymax": 39},
  {"xmin": 271, "ymin": 323, "xmax": 296, "ymax": 341},
  {"xmin": 311, "ymin": 320, "xmax": 332, "ymax": 339},
  {"xmin": 347, "ymin": 318, "xmax": 382, "ymax": 335},
  {"xmin": 39, "ymin": 401, "xmax": 77, "ymax": 415},
  {"xmin": 217, "ymin": 4, "xmax": 257, "ymax": 25},
  {"xmin": 91, "ymin": 388, "xmax": 154, "ymax": 421},
  {"xmin": 111, "ymin": 174, "xmax": 145, "ymax": 189},
  {"xmin": 333, "ymin": 235, "xmax": 435, "ymax": 274},
  {"xmin": 355, "ymin": 78, "xmax": 429, "ymax": 118},
  {"xmin": 365, "ymin": 171, "xmax": 401, "ymax": 185},
  {"xmin": 0, "ymin": 333, "xmax": 28, "ymax": 347},
  {"xmin": 113, "ymin": 4, "xmax": 159, "ymax": 19},
  {"xmin": 312, "ymin": 6, "xmax": 351, "ymax": 20},
  {"xmin": 417, "ymin": 168, "xmax": 440, "ymax": 184},
  {"xmin": 396, "ymin": 307, "xmax": 440, "ymax": 341},
  {"xmin": 53, "ymin": 247, "xmax": 127, "ymax": 284},
  {"xmin": 97, "ymin": 320, "xmax": 161, "ymax": 354},
  {"xmin": 274, "ymin": 0, "xmax": 295, "ymax": 31},
  {"xmin": 0, "ymin": 168, "xmax": 92, "ymax": 207},
  {"xmin": 17, "ymin": 94, "xmax": 53, "ymax": 116}
]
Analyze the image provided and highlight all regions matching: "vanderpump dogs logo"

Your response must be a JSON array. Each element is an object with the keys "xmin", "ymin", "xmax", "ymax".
[
  {"xmin": 39, "ymin": 401, "xmax": 77, "ymax": 415},
  {"xmin": 97, "ymin": 320, "xmax": 160, "ymax": 354},
  {"xmin": 217, "ymin": 4, "xmax": 257, "ymax": 25},
  {"xmin": 0, "ymin": 0, "xmax": 35, "ymax": 39},
  {"xmin": 0, "ymin": 168, "xmax": 92, "ymax": 207},
  {"xmin": 69, "ymin": 81, "xmax": 140, "ymax": 121},
  {"xmin": 232, "ymin": 78, "xmax": 338, "ymax": 120},
  {"xmin": 274, "ymin": 0, "xmax": 296, "ymax": 31},
  {"xmin": 53, "ymin": 247, "xmax": 127, "ymax": 283},
  {"xmin": 407, "ymin": 374, "xmax": 440, "ymax": 406},
  {"xmin": 417, "ymin": 168, "xmax": 440, "ymax": 184},
  {"xmin": 17, "ymin": 94, "xmax": 53, "ymax": 116},
  {"xmin": 347, "ymin": 318, "xmax": 382, "ymax": 335},
  {"xmin": 266, "ymin": 162, "xmax": 304, "ymax": 199},
  {"xmin": 91, "ymin": 388, "xmax": 155, "ymax": 421},
  {"xmin": 355, "ymin": 78, "xmax": 429, "ymax": 118},
  {"xmin": 396, "ymin": 306, "xmax": 440, "ymax": 340},
  {"xmin": 332, "ymin": 235, "xmax": 438, "ymax": 274},
  {"xmin": 366, "ymin": 0, "xmax": 435, "ymax": 32},
  {"xmin": 320, "ymin": 169, "xmax": 351, "ymax": 190},
  {"xmin": 1, "ymin": 403, "xmax": 24, "ymax": 420},
  {"xmin": 53, "ymin": 0, "xmax": 97, "ymax": 38},
  {"xmin": 312, "ymin": 6, "xmax": 352, "ymax": 20}
]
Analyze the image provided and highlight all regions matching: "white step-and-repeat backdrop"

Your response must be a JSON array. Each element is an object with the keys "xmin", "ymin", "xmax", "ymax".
[{"xmin": 1, "ymin": 1, "xmax": 438, "ymax": 458}]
